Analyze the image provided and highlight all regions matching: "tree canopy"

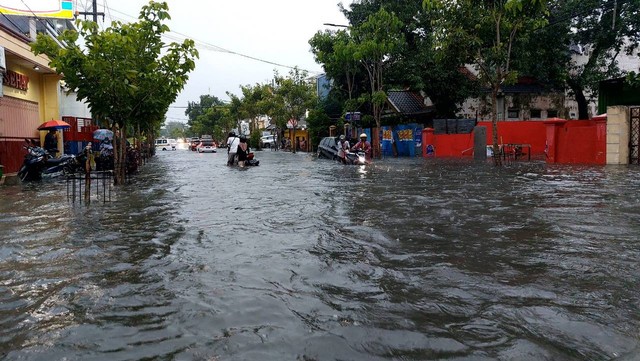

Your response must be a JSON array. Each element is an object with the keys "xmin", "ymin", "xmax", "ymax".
[{"xmin": 32, "ymin": 1, "xmax": 198, "ymax": 182}]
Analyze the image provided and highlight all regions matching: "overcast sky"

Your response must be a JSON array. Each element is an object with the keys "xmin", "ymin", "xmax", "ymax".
[{"xmin": 84, "ymin": 0, "xmax": 353, "ymax": 123}]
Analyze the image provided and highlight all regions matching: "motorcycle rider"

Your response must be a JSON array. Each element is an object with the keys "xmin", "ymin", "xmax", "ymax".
[
  {"xmin": 337, "ymin": 135, "xmax": 350, "ymax": 164},
  {"xmin": 351, "ymin": 133, "xmax": 372, "ymax": 162},
  {"xmin": 226, "ymin": 132, "xmax": 240, "ymax": 166},
  {"xmin": 237, "ymin": 137, "xmax": 248, "ymax": 167}
]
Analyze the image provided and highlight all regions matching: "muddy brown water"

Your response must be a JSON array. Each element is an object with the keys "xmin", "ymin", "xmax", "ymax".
[{"xmin": 1, "ymin": 150, "xmax": 639, "ymax": 360}]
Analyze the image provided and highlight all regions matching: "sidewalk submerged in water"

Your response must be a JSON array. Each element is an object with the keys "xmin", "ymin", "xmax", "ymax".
[{"xmin": 0, "ymin": 173, "xmax": 19, "ymax": 186}]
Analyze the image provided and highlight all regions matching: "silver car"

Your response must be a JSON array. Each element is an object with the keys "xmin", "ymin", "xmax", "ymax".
[
  {"xmin": 317, "ymin": 137, "xmax": 338, "ymax": 159},
  {"xmin": 260, "ymin": 135, "xmax": 276, "ymax": 148}
]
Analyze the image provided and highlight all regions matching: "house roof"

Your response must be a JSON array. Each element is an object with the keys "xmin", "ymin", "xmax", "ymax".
[{"xmin": 387, "ymin": 90, "xmax": 430, "ymax": 114}]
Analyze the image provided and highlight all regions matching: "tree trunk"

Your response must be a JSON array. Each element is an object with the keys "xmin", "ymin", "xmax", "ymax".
[
  {"xmin": 373, "ymin": 104, "xmax": 382, "ymax": 158},
  {"xmin": 568, "ymin": 80, "xmax": 590, "ymax": 120},
  {"xmin": 113, "ymin": 126, "xmax": 127, "ymax": 185},
  {"xmin": 491, "ymin": 88, "xmax": 502, "ymax": 166}
]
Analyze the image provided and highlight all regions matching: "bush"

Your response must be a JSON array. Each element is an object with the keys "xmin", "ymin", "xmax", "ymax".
[{"xmin": 250, "ymin": 131, "xmax": 262, "ymax": 150}]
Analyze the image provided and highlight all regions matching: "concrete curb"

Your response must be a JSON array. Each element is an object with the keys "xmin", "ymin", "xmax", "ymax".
[{"xmin": 1, "ymin": 173, "xmax": 20, "ymax": 186}]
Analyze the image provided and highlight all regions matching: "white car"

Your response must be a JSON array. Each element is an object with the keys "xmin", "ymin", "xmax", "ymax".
[
  {"xmin": 155, "ymin": 138, "xmax": 176, "ymax": 151},
  {"xmin": 260, "ymin": 135, "xmax": 276, "ymax": 148},
  {"xmin": 197, "ymin": 139, "xmax": 217, "ymax": 153}
]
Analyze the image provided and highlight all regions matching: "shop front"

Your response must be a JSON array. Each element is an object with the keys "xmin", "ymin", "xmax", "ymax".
[{"xmin": 0, "ymin": 30, "xmax": 60, "ymax": 174}]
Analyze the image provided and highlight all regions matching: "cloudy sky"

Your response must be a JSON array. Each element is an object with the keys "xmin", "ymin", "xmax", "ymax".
[{"xmin": 80, "ymin": 0, "xmax": 353, "ymax": 123}]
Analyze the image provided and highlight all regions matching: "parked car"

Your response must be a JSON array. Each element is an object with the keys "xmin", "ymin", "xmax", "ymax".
[
  {"xmin": 189, "ymin": 137, "xmax": 200, "ymax": 151},
  {"xmin": 317, "ymin": 136, "xmax": 338, "ymax": 159},
  {"xmin": 260, "ymin": 135, "xmax": 276, "ymax": 148},
  {"xmin": 197, "ymin": 139, "xmax": 217, "ymax": 153}
]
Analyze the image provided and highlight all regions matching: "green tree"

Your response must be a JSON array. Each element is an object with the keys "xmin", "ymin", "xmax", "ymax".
[
  {"xmin": 32, "ymin": 1, "xmax": 198, "ymax": 184},
  {"xmin": 350, "ymin": 8, "xmax": 405, "ymax": 157},
  {"xmin": 555, "ymin": 0, "xmax": 640, "ymax": 119},
  {"xmin": 424, "ymin": 0, "xmax": 547, "ymax": 164},
  {"xmin": 346, "ymin": 1, "xmax": 478, "ymax": 118},
  {"xmin": 235, "ymin": 83, "xmax": 273, "ymax": 135},
  {"xmin": 267, "ymin": 68, "xmax": 317, "ymax": 154},
  {"xmin": 186, "ymin": 95, "xmax": 226, "ymax": 123},
  {"xmin": 161, "ymin": 121, "xmax": 186, "ymax": 139},
  {"xmin": 310, "ymin": 29, "xmax": 362, "ymax": 103}
]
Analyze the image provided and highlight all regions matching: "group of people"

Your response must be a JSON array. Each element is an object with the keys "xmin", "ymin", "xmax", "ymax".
[
  {"xmin": 279, "ymin": 137, "xmax": 308, "ymax": 152},
  {"xmin": 226, "ymin": 132, "xmax": 250, "ymax": 167},
  {"xmin": 337, "ymin": 133, "xmax": 372, "ymax": 164}
]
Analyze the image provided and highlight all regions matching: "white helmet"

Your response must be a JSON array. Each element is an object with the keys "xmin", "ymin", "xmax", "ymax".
[{"xmin": 360, "ymin": 133, "xmax": 367, "ymax": 138}]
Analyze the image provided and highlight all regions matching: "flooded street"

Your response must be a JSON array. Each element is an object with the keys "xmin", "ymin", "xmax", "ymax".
[{"xmin": 1, "ymin": 149, "xmax": 639, "ymax": 360}]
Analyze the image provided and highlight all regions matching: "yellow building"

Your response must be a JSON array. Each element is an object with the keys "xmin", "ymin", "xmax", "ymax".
[{"xmin": 0, "ymin": 20, "xmax": 62, "ymax": 173}]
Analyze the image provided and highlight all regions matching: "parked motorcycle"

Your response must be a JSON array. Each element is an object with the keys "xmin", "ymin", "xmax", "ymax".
[
  {"xmin": 245, "ymin": 151, "xmax": 260, "ymax": 166},
  {"xmin": 17, "ymin": 140, "xmax": 79, "ymax": 181}
]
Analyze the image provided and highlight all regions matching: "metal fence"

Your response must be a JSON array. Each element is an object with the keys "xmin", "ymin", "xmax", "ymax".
[{"xmin": 66, "ymin": 171, "xmax": 113, "ymax": 204}]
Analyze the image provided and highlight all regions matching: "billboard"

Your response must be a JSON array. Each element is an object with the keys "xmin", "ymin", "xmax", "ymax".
[{"xmin": 0, "ymin": 0, "xmax": 74, "ymax": 19}]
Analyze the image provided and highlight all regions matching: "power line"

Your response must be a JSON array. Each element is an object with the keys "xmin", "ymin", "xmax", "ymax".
[
  {"xmin": 16, "ymin": 0, "xmax": 66, "ymax": 38},
  {"xmin": 543, "ymin": 0, "xmax": 629, "ymax": 30},
  {"xmin": 77, "ymin": 0, "xmax": 104, "ymax": 22},
  {"xmin": 98, "ymin": 3, "xmax": 321, "ymax": 74}
]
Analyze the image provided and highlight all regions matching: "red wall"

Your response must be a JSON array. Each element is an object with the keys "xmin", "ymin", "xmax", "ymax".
[
  {"xmin": 0, "ymin": 139, "xmax": 31, "ymax": 174},
  {"xmin": 478, "ymin": 121, "xmax": 547, "ymax": 155},
  {"xmin": 423, "ymin": 121, "xmax": 547, "ymax": 158},
  {"xmin": 545, "ymin": 118, "xmax": 606, "ymax": 165},
  {"xmin": 62, "ymin": 116, "xmax": 98, "ymax": 142},
  {"xmin": 422, "ymin": 119, "xmax": 606, "ymax": 165},
  {"xmin": 423, "ymin": 129, "xmax": 474, "ymax": 157}
]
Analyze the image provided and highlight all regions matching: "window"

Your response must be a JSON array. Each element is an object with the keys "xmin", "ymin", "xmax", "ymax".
[
  {"xmin": 547, "ymin": 109, "xmax": 558, "ymax": 118},
  {"xmin": 530, "ymin": 109, "xmax": 542, "ymax": 119},
  {"xmin": 507, "ymin": 108, "xmax": 520, "ymax": 119}
]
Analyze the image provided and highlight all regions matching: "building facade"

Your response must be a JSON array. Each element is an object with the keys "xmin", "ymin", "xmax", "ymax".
[{"xmin": 0, "ymin": 23, "xmax": 61, "ymax": 174}]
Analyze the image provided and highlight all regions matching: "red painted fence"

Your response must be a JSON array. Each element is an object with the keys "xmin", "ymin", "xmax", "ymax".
[{"xmin": 422, "ymin": 118, "xmax": 607, "ymax": 165}]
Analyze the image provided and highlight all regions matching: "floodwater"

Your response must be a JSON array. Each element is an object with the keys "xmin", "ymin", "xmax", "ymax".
[{"xmin": 1, "ymin": 149, "xmax": 639, "ymax": 361}]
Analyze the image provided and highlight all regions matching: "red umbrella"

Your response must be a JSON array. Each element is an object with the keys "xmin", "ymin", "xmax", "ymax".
[{"xmin": 37, "ymin": 120, "xmax": 71, "ymax": 130}]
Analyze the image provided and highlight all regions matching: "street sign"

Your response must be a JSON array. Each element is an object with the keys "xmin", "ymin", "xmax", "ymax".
[{"xmin": 345, "ymin": 112, "xmax": 361, "ymax": 122}]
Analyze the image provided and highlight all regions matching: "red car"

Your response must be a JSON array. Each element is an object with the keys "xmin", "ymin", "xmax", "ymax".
[{"xmin": 189, "ymin": 138, "xmax": 200, "ymax": 151}]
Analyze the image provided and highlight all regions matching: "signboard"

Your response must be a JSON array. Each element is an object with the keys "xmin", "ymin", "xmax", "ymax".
[
  {"xmin": 3, "ymin": 70, "xmax": 29, "ymax": 91},
  {"xmin": 0, "ymin": 46, "xmax": 5, "ymax": 71},
  {"xmin": 345, "ymin": 112, "xmax": 361, "ymax": 122},
  {"xmin": 414, "ymin": 127, "xmax": 422, "ymax": 147},
  {"xmin": 0, "ymin": 0, "xmax": 74, "ymax": 19}
]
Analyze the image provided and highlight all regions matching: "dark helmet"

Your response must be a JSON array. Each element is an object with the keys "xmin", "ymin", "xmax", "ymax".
[{"xmin": 228, "ymin": 132, "xmax": 236, "ymax": 137}]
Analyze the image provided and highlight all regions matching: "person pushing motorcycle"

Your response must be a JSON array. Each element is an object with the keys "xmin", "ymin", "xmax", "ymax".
[{"xmin": 351, "ymin": 133, "xmax": 372, "ymax": 162}]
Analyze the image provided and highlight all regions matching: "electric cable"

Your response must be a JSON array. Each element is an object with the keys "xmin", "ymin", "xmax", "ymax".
[{"xmin": 98, "ymin": 3, "xmax": 321, "ymax": 74}]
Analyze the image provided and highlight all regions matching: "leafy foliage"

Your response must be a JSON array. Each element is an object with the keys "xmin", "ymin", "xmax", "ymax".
[
  {"xmin": 424, "ymin": 0, "xmax": 548, "ymax": 162},
  {"xmin": 185, "ymin": 94, "xmax": 233, "ymax": 140},
  {"xmin": 32, "ymin": 1, "xmax": 198, "ymax": 183},
  {"xmin": 554, "ymin": 0, "xmax": 640, "ymax": 118}
]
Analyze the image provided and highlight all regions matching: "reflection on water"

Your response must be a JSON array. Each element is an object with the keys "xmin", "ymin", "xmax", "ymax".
[{"xmin": 1, "ymin": 151, "xmax": 639, "ymax": 360}]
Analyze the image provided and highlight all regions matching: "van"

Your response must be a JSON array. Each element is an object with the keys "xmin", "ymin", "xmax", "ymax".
[{"xmin": 155, "ymin": 138, "xmax": 176, "ymax": 151}]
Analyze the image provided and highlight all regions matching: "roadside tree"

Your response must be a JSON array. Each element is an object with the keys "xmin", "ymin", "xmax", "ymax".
[
  {"xmin": 556, "ymin": 0, "xmax": 640, "ymax": 119},
  {"xmin": 263, "ymin": 68, "xmax": 317, "ymax": 154},
  {"xmin": 350, "ymin": 8, "xmax": 405, "ymax": 158},
  {"xmin": 32, "ymin": 1, "xmax": 198, "ymax": 184},
  {"xmin": 424, "ymin": 0, "xmax": 547, "ymax": 165}
]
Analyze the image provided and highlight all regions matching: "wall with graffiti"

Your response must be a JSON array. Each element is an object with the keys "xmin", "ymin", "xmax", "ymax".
[{"xmin": 381, "ymin": 124, "xmax": 424, "ymax": 157}]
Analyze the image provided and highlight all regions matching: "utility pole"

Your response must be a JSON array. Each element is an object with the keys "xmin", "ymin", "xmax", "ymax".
[{"xmin": 78, "ymin": 0, "xmax": 104, "ymax": 23}]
